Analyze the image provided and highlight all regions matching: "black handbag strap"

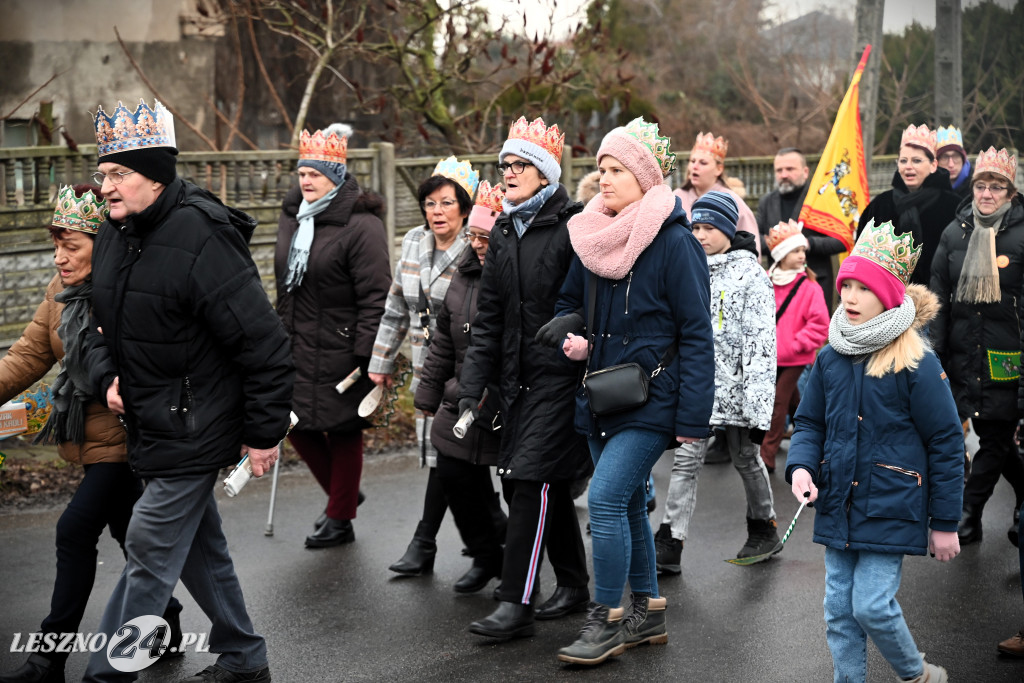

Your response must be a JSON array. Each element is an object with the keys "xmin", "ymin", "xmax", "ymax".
[
  {"xmin": 775, "ymin": 276, "xmax": 807, "ymax": 322},
  {"xmin": 585, "ymin": 272, "xmax": 676, "ymax": 378}
]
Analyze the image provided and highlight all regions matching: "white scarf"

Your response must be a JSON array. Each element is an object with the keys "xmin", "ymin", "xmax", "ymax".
[{"xmin": 768, "ymin": 263, "xmax": 805, "ymax": 286}]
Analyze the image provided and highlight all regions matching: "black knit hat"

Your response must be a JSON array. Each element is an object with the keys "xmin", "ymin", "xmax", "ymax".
[{"xmin": 103, "ymin": 148, "xmax": 178, "ymax": 185}]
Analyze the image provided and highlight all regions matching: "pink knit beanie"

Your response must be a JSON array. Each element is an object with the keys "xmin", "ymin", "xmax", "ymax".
[
  {"xmin": 835, "ymin": 257, "xmax": 905, "ymax": 311},
  {"xmin": 596, "ymin": 118, "xmax": 676, "ymax": 193}
]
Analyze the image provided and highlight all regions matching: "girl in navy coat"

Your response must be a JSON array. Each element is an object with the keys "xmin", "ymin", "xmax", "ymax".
[
  {"xmin": 538, "ymin": 118, "xmax": 714, "ymax": 666},
  {"xmin": 787, "ymin": 219, "xmax": 963, "ymax": 683}
]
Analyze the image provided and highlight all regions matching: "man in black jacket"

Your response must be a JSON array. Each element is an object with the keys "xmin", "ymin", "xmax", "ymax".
[
  {"xmin": 756, "ymin": 148, "xmax": 844, "ymax": 312},
  {"xmin": 82, "ymin": 100, "xmax": 293, "ymax": 683}
]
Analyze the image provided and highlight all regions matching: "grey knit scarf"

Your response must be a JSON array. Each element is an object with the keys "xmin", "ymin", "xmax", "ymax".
[
  {"xmin": 827, "ymin": 295, "xmax": 916, "ymax": 357},
  {"xmin": 284, "ymin": 182, "xmax": 343, "ymax": 292},
  {"xmin": 503, "ymin": 183, "xmax": 558, "ymax": 237},
  {"xmin": 955, "ymin": 200, "xmax": 1014, "ymax": 304},
  {"xmin": 35, "ymin": 281, "xmax": 93, "ymax": 445}
]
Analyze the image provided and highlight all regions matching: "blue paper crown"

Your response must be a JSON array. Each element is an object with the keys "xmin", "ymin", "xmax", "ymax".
[
  {"xmin": 94, "ymin": 99, "xmax": 177, "ymax": 157},
  {"xmin": 432, "ymin": 156, "xmax": 480, "ymax": 198},
  {"xmin": 936, "ymin": 125, "xmax": 963, "ymax": 150}
]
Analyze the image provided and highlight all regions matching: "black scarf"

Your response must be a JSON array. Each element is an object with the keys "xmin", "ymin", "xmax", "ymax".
[
  {"xmin": 891, "ymin": 170, "xmax": 942, "ymax": 245},
  {"xmin": 35, "ymin": 281, "xmax": 93, "ymax": 445}
]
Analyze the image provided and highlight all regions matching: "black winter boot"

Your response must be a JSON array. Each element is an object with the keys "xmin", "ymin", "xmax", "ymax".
[
  {"xmin": 958, "ymin": 503, "xmax": 983, "ymax": 545},
  {"xmin": 654, "ymin": 523, "xmax": 682, "ymax": 575},
  {"xmin": 737, "ymin": 518, "xmax": 781, "ymax": 559},
  {"xmin": 388, "ymin": 523, "xmax": 437, "ymax": 576},
  {"xmin": 556, "ymin": 603, "xmax": 626, "ymax": 665},
  {"xmin": 0, "ymin": 654, "xmax": 64, "ymax": 683},
  {"xmin": 305, "ymin": 518, "xmax": 355, "ymax": 548},
  {"xmin": 468, "ymin": 601, "xmax": 535, "ymax": 639}
]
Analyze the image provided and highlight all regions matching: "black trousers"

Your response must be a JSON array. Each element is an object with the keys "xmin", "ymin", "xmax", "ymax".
[
  {"xmin": 966, "ymin": 418, "xmax": 1024, "ymax": 508},
  {"xmin": 436, "ymin": 453, "xmax": 503, "ymax": 567},
  {"xmin": 496, "ymin": 479, "xmax": 588, "ymax": 605},
  {"xmin": 39, "ymin": 462, "xmax": 182, "ymax": 665}
]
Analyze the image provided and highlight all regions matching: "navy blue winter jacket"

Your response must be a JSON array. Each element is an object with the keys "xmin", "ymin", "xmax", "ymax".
[
  {"xmin": 785, "ymin": 287, "xmax": 963, "ymax": 555},
  {"xmin": 555, "ymin": 198, "xmax": 714, "ymax": 445}
]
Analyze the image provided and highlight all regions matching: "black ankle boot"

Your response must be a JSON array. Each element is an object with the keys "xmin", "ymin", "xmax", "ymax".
[
  {"xmin": 389, "ymin": 529, "xmax": 437, "ymax": 576},
  {"xmin": 0, "ymin": 654, "xmax": 64, "ymax": 683},
  {"xmin": 313, "ymin": 492, "xmax": 365, "ymax": 531},
  {"xmin": 536, "ymin": 585, "xmax": 590, "ymax": 620},
  {"xmin": 305, "ymin": 518, "xmax": 355, "ymax": 548},
  {"xmin": 958, "ymin": 503, "xmax": 983, "ymax": 545},
  {"xmin": 454, "ymin": 561, "xmax": 501, "ymax": 593},
  {"xmin": 468, "ymin": 601, "xmax": 535, "ymax": 639}
]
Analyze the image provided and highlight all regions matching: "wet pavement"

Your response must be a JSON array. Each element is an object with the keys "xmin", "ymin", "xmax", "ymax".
[{"xmin": 2, "ymin": 441, "xmax": 1023, "ymax": 682}]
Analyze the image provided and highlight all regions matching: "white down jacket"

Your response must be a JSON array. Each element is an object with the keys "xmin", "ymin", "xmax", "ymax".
[{"xmin": 706, "ymin": 234, "xmax": 776, "ymax": 430}]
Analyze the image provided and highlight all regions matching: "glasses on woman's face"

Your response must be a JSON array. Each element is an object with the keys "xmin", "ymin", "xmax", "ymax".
[
  {"xmin": 496, "ymin": 161, "xmax": 534, "ymax": 175},
  {"xmin": 91, "ymin": 170, "xmax": 137, "ymax": 186},
  {"xmin": 464, "ymin": 229, "xmax": 489, "ymax": 242},
  {"xmin": 973, "ymin": 183, "xmax": 1009, "ymax": 195},
  {"xmin": 423, "ymin": 198, "xmax": 460, "ymax": 211}
]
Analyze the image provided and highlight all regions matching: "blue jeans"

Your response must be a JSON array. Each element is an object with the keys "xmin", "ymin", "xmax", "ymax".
[
  {"xmin": 84, "ymin": 472, "xmax": 267, "ymax": 682},
  {"xmin": 587, "ymin": 428, "xmax": 669, "ymax": 607},
  {"xmin": 823, "ymin": 547, "xmax": 922, "ymax": 682}
]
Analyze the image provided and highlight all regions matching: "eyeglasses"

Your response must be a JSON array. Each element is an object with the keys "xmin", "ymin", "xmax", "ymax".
[
  {"xmin": 423, "ymin": 199, "xmax": 460, "ymax": 211},
  {"xmin": 937, "ymin": 152, "xmax": 962, "ymax": 163},
  {"xmin": 91, "ymin": 170, "xmax": 137, "ymax": 186},
  {"xmin": 464, "ymin": 230, "xmax": 489, "ymax": 242},
  {"xmin": 496, "ymin": 161, "xmax": 534, "ymax": 175},
  {"xmin": 973, "ymin": 183, "xmax": 1009, "ymax": 194}
]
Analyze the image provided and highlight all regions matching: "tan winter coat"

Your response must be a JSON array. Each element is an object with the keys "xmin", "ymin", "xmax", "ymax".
[{"xmin": 0, "ymin": 274, "xmax": 126, "ymax": 465}]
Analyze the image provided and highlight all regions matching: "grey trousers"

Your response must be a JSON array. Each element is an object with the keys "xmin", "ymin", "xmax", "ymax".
[
  {"xmin": 83, "ymin": 472, "xmax": 267, "ymax": 682},
  {"xmin": 661, "ymin": 426, "xmax": 775, "ymax": 541}
]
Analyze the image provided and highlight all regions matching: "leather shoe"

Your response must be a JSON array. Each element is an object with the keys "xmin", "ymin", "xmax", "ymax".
[
  {"xmin": 180, "ymin": 664, "xmax": 271, "ymax": 682},
  {"xmin": 469, "ymin": 601, "xmax": 535, "ymax": 639},
  {"xmin": 305, "ymin": 518, "xmax": 354, "ymax": 548},
  {"xmin": 535, "ymin": 585, "xmax": 590, "ymax": 620},
  {"xmin": 0, "ymin": 654, "xmax": 63, "ymax": 683},
  {"xmin": 313, "ymin": 492, "xmax": 365, "ymax": 530},
  {"xmin": 454, "ymin": 563, "xmax": 500, "ymax": 593}
]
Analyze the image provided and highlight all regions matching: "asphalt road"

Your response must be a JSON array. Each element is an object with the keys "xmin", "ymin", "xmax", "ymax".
[{"xmin": 2, "ymin": 443, "xmax": 1023, "ymax": 682}]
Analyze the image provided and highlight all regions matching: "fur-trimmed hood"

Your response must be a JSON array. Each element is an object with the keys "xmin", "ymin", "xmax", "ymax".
[{"xmin": 907, "ymin": 283, "xmax": 940, "ymax": 331}]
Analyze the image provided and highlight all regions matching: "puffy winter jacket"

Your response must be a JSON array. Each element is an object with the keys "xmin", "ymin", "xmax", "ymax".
[
  {"xmin": 459, "ymin": 185, "xmax": 592, "ymax": 483},
  {"xmin": 555, "ymin": 198, "xmax": 714, "ymax": 443},
  {"xmin": 0, "ymin": 274, "xmax": 126, "ymax": 465},
  {"xmin": 785, "ymin": 286, "xmax": 964, "ymax": 555},
  {"xmin": 275, "ymin": 178, "xmax": 391, "ymax": 432},
  {"xmin": 930, "ymin": 196, "xmax": 1024, "ymax": 421},
  {"xmin": 85, "ymin": 178, "xmax": 295, "ymax": 477},
  {"xmin": 774, "ymin": 273, "xmax": 829, "ymax": 367},
  {"xmin": 415, "ymin": 250, "xmax": 501, "ymax": 464},
  {"xmin": 706, "ymin": 231, "xmax": 776, "ymax": 430}
]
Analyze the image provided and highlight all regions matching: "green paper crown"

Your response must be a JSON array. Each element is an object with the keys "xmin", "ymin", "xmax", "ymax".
[
  {"xmin": 52, "ymin": 185, "xmax": 108, "ymax": 234},
  {"xmin": 851, "ymin": 219, "xmax": 922, "ymax": 286},
  {"xmin": 623, "ymin": 117, "xmax": 675, "ymax": 176}
]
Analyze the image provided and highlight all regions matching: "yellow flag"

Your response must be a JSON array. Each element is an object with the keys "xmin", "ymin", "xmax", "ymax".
[{"xmin": 799, "ymin": 46, "xmax": 872, "ymax": 251}]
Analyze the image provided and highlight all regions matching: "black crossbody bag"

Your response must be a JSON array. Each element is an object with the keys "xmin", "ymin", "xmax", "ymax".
[{"xmin": 582, "ymin": 273, "xmax": 677, "ymax": 416}]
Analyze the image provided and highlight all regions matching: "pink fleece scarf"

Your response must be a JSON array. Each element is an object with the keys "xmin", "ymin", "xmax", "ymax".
[{"xmin": 567, "ymin": 184, "xmax": 676, "ymax": 279}]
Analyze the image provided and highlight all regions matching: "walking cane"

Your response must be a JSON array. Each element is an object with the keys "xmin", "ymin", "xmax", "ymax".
[{"xmin": 265, "ymin": 443, "xmax": 282, "ymax": 537}]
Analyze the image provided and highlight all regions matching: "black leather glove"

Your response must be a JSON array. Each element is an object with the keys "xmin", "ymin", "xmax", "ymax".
[
  {"xmin": 749, "ymin": 428, "xmax": 766, "ymax": 445},
  {"xmin": 458, "ymin": 397, "xmax": 480, "ymax": 420},
  {"xmin": 535, "ymin": 312, "xmax": 584, "ymax": 348}
]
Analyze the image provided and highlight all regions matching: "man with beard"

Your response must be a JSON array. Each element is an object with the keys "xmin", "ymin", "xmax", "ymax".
[{"xmin": 757, "ymin": 148, "xmax": 844, "ymax": 312}]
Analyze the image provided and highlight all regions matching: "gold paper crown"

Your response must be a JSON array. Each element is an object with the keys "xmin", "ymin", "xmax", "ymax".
[
  {"xmin": 506, "ymin": 117, "xmax": 565, "ymax": 164},
  {"xmin": 900, "ymin": 124, "xmax": 937, "ymax": 156},
  {"xmin": 974, "ymin": 146, "xmax": 1017, "ymax": 184},
  {"xmin": 52, "ymin": 185, "xmax": 108, "ymax": 235},
  {"xmin": 692, "ymin": 132, "xmax": 728, "ymax": 163},
  {"xmin": 850, "ymin": 219, "xmax": 921, "ymax": 286},
  {"xmin": 623, "ymin": 117, "xmax": 676, "ymax": 176},
  {"xmin": 766, "ymin": 219, "xmax": 803, "ymax": 252},
  {"xmin": 474, "ymin": 180, "xmax": 504, "ymax": 212},
  {"xmin": 94, "ymin": 99, "xmax": 176, "ymax": 157},
  {"xmin": 432, "ymin": 156, "xmax": 480, "ymax": 197},
  {"xmin": 299, "ymin": 129, "xmax": 348, "ymax": 165}
]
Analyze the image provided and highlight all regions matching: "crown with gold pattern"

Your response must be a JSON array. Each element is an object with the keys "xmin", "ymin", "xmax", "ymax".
[
  {"xmin": 622, "ymin": 117, "xmax": 676, "ymax": 176},
  {"xmin": 900, "ymin": 124, "xmax": 937, "ymax": 156},
  {"xmin": 936, "ymin": 125, "xmax": 964, "ymax": 152},
  {"xmin": 506, "ymin": 117, "xmax": 565, "ymax": 164},
  {"xmin": 432, "ymin": 156, "xmax": 480, "ymax": 198},
  {"xmin": 299, "ymin": 129, "xmax": 348, "ymax": 165},
  {"xmin": 52, "ymin": 185, "xmax": 108, "ymax": 235},
  {"xmin": 691, "ymin": 132, "xmax": 728, "ymax": 164},
  {"xmin": 474, "ymin": 180, "xmax": 504, "ymax": 212},
  {"xmin": 850, "ymin": 219, "xmax": 921, "ymax": 286},
  {"xmin": 974, "ymin": 146, "xmax": 1017, "ymax": 185},
  {"xmin": 766, "ymin": 219, "xmax": 803, "ymax": 252},
  {"xmin": 94, "ymin": 100, "xmax": 176, "ymax": 157}
]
